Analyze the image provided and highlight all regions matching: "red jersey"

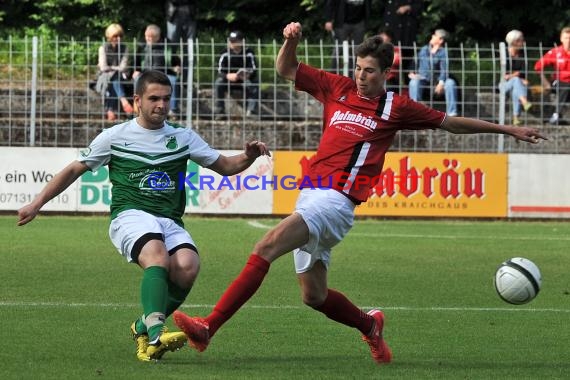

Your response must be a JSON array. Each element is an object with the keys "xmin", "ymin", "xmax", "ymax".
[
  {"xmin": 534, "ymin": 45, "xmax": 570, "ymax": 83},
  {"xmin": 386, "ymin": 46, "xmax": 401, "ymax": 82},
  {"xmin": 295, "ymin": 62, "xmax": 445, "ymax": 203}
]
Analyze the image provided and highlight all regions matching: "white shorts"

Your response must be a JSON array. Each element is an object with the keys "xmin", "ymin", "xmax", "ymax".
[
  {"xmin": 293, "ymin": 188, "xmax": 355, "ymax": 273},
  {"xmin": 109, "ymin": 209, "xmax": 196, "ymax": 263}
]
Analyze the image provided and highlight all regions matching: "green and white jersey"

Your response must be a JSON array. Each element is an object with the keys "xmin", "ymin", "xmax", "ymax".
[{"xmin": 78, "ymin": 119, "xmax": 220, "ymax": 225}]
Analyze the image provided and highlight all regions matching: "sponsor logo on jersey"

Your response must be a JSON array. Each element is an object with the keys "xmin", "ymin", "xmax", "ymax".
[
  {"xmin": 329, "ymin": 110, "xmax": 378, "ymax": 131},
  {"xmin": 140, "ymin": 171, "xmax": 175, "ymax": 191}
]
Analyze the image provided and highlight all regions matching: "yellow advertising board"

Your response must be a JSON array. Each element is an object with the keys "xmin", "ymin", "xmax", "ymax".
[
  {"xmin": 272, "ymin": 151, "xmax": 314, "ymax": 215},
  {"xmin": 272, "ymin": 151, "xmax": 508, "ymax": 217}
]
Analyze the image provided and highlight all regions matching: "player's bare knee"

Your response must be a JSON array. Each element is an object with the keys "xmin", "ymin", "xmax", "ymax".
[
  {"xmin": 170, "ymin": 266, "xmax": 198, "ymax": 289},
  {"xmin": 138, "ymin": 249, "xmax": 169, "ymax": 268},
  {"xmin": 175, "ymin": 258, "xmax": 200, "ymax": 281},
  {"xmin": 181, "ymin": 261, "xmax": 200, "ymax": 280}
]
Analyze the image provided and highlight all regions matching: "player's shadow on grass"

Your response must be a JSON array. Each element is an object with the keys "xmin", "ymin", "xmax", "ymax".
[{"xmin": 168, "ymin": 353, "xmax": 367, "ymax": 368}]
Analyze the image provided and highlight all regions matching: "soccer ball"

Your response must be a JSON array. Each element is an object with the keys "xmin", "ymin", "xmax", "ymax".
[{"xmin": 494, "ymin": 257, "xmax": 542, "ymax": 305}]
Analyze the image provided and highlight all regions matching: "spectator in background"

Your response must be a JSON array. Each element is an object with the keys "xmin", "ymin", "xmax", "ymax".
[
  {"xmin": 166, "ymin": 0, "xmax": 197, "ymax": 45},
  {"xmin": 378, "ymin": 28, "xmax": 402, "ymax": 93},
  {"xmin": 500, "ymin": 30, "xmax": 532, "ymax": 126},
  {"xmin": 381, "ymin": 0, "xmax": 423, "ymax": 81},
  {"xmin": 133, "ymin": 24, "xmax": 181, "ymax": 117},
  {"xmin": 535, "ymin": 26, "xmax": 570, "ymax": 125},
  {"xmin": 165, "ymin": 0, "xmax": 196, "ymax": 91},
  {"xmin": 97, "ymin": 23, "xmax": 134, "ymax": 121},
  {"xmin": 324, "ymin": 0, "xmax": 371, "ymax": 76},
  {"xmin": 214, "ymin": 31, "xmax": 259, "ymax": 120},
  {"xmin": 408, "ymin": 29, "xmax": 458, "ymax": 116}
]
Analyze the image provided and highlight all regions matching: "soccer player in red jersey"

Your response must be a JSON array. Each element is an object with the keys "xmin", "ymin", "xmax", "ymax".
[{"xmin": 173, "ymin": 22, "xmax": 546, "ymax": 364}]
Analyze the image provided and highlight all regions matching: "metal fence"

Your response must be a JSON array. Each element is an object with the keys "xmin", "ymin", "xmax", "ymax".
[{"xmin": 1, "ymin": 36, "xmax": 569, "ymax": 153}]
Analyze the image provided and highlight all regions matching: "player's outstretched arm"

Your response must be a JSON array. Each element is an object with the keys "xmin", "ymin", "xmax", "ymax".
[
  {"xmin": 276, "ymin": 22, "xmax": 302, "ymax": 82},
  {"xmin": 441, "ymin": 116, "xmax": 547, "ymax": 144},
  {"xmin": 207, "ymin": 140, "xmax": 271, "ymax": 176},
  {"xmin": 17, "ymin": 161, "xmax": 90, "ymax": 226}
]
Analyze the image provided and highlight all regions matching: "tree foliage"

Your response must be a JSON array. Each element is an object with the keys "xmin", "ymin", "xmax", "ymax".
[
  {"xmin": 1, "ymin": 0, "xmax": 569, "ymax": 45},
  {"xmin": 419, "ymin": 0, "xmax": 570, "ymax": 45}
]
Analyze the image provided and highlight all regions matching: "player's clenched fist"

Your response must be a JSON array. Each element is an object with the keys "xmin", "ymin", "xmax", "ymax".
[{"xmin": 283, "ymin": 22, "xmax": 302, "ymax": 40}]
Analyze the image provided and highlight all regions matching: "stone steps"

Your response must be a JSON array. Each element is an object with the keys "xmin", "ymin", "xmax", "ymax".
[{"xmin": 2, "ymin": 85, "xmax": 570, "ymax": 152}]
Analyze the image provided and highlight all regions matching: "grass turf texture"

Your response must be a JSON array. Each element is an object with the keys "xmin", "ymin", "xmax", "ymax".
[{"xmin": 2, "ymin": 215, "xmax": 569, "ymax": 379}]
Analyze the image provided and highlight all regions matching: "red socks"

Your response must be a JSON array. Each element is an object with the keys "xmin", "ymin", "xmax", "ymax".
[
  {"xmin": 206, "ymin": 254, "xmax": 270, "ymax": 337},
  {"xmin": 314, "ymin": 289, "xmax": 374, "ymax": 335},
  {"xmin": 204, "ymin": 255, "xmax": 372, "ymax": 338}
]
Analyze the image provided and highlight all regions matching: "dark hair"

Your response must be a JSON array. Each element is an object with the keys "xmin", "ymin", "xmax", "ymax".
[
  {"xmin": 355, "ymin": 35, "xmax": 394, "ymax": 72},
  {"xmin": 135, "ymin": 70, "xmax": 172, "ymax": 95}
]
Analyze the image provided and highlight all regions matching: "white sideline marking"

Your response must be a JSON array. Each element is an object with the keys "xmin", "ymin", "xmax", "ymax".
[
  {"xmin": 247, "ymin": 220, "xmax": 570, "ymax": 241},
  {"xmin": 348, "ymin": 232, "xmax": 570, "ymax": 241},
  {"xmin": 0, "ymin": 300, "xmax": 568, "ymax": 313},
  {"xmin": 247, "ymin": 220, "xmax": 273, "ymax": 229}
]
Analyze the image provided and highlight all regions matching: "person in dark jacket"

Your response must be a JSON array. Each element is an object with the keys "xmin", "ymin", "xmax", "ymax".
[
  {"xmin": 133, "ymin": 24, "xmax": 182, "ymax": 116},
  {"xmin": 381, "ymin": 0, "xmax": 423, "ymax": 81},
  {"xmin": 166, "ymin": 0, "xmax": 197, "ymax": 44},
  {"xmin": 214, "ymin": 31, "xmax": 259, "ymax": 119},
  {"xmin": 499, "ymin": 30, "xmax": 532, "ymax": 125},
  {"xmin": 324, "ymin": 0, "xmax": 371, "ymax": 76},
  {"xmin": 97, "ymin": 23, "xmax": 134, "ymax": 121}
]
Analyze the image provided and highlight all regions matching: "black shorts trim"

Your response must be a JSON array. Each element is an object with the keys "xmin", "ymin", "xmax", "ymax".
[
  {"xmin": 131, "ymin": 233, "xmax": 164, "ymax": 264},
  {"xmin": 169, "ymin": 243, "xmax": 199, "ymax": 256}
]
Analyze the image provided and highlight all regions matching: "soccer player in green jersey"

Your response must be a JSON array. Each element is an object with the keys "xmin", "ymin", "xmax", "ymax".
[{"xmin": 17, "ymin": 70, "xmax": 271, "ymax": 361}]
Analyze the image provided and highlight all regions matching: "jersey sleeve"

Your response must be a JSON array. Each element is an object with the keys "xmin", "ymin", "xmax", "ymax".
[
  {"xmin": 186, "ymin": 129, "xmax": 221, "ymax": 167},
  {"xmin": 388, "ymin": 94, "xmax": 446, "ymax": 130},
  {"xmin": 77, "ymin": 128, "xmax": 112, "ymax": 171},
  {"xmin": 294, "ymin": 63, "xmax": 352, "ymax": 103}
]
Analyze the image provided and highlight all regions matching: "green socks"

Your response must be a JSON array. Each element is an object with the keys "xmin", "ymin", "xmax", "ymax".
[
  {"xmin": 165, "ymin": 281, "xmax": 191, "ymax": 316},
  {"xmin": 141, "ymin": 266, "xmax": 168, "ymax": 341},
  {"xmin": 134, "ymin": 316, "xmax": 146, "ymax": 335},
  {"xmin": 136, "ymin": 267, "xmax": 191, "ymax": 341}
]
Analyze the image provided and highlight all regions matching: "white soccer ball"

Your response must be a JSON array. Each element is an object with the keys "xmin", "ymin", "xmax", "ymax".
[{"xmin": 494, "ymin": 257, "xmax": 542, "ymax": 305}]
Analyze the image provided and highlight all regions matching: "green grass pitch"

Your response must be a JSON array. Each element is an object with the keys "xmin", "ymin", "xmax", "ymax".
[{"xmin": 2, "ymin": 215, "xmax": 569, "ymax": 379}]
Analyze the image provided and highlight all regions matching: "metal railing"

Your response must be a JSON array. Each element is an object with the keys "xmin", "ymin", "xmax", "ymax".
[{"xmin": 0, "ymin": 36, "xmax": 568, "ymax": 153}]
